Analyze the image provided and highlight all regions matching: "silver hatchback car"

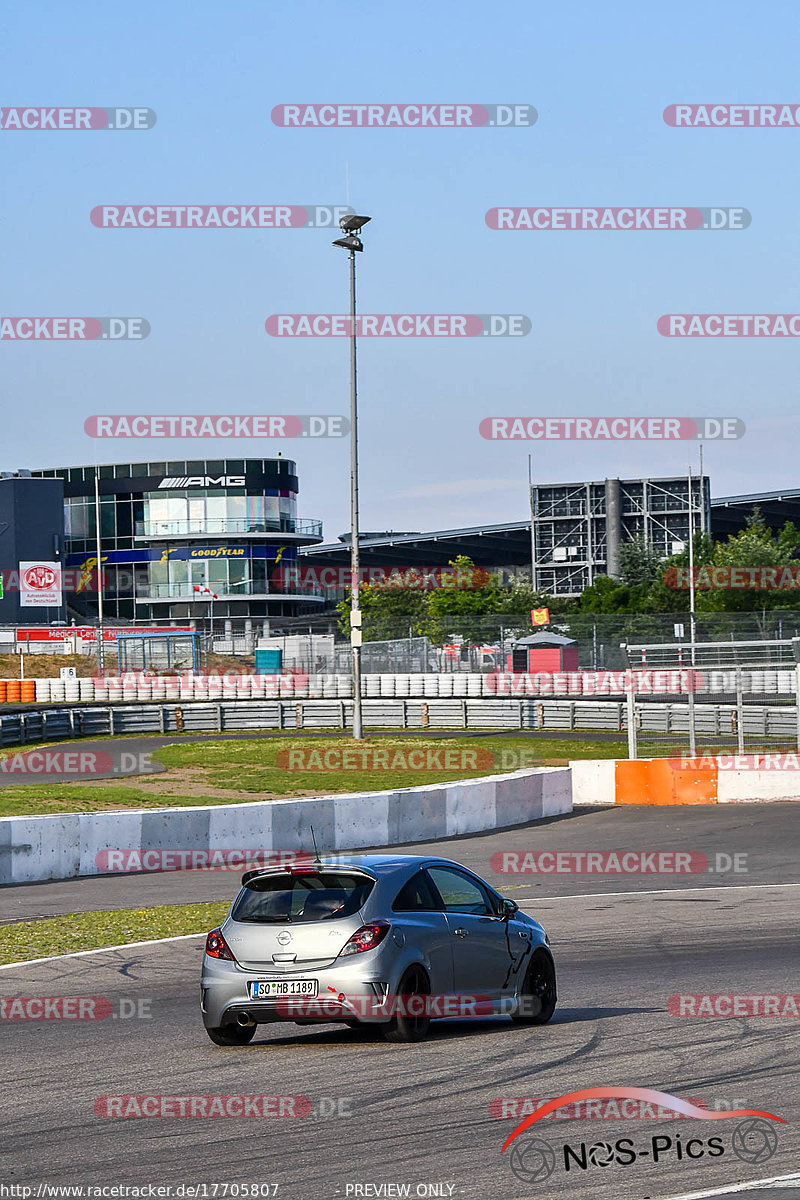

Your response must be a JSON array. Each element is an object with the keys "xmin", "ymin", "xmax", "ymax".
[{"xmin": 201, "ymin": 854, "xmax": 556, "ymax": 1044}]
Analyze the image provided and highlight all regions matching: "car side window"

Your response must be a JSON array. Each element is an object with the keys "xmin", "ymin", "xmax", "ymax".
[
  {"xmin": 426, "ymin": 867, "xmax": 496, "ymax": 916},
  {"xmin": 392, "ymin": 870, "xmax": 442, "ymax": 912}
]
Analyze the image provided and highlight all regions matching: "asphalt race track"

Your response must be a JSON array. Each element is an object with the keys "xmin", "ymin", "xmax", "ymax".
[{"xmin": 2, "ymin": 804, "xmax": 800, "ymax": 1200}]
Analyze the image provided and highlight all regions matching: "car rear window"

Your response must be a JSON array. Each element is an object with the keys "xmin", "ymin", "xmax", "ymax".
[{"xmin": 231, "ymin": 871, "xmax": 375, "ymax": 924}]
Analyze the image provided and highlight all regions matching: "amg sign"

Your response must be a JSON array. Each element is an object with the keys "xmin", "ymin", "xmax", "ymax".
[{"xmin": 157, "ymin": 475, "xmax": 246, "ymax": 489}]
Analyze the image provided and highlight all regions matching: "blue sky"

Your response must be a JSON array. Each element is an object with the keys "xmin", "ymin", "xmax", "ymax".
[{"xmin": 2, "ymin": 0, "xmax": 799, "ymax": 539}]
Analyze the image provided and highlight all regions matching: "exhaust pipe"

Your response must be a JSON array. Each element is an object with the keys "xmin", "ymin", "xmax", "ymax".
[{"xmin": 236, "ymin": 1011, "xmax": 255, "ymax": 1027}]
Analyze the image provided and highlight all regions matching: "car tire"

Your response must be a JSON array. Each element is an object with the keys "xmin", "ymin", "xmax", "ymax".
[
  {"xmin": 512, "ymin": 950, "xmax": 557, "ymax": 1025},
  {"xmin": 382, "ymin": 966, "xmax": 431, "ymax": 1043},
  {"xmin": 205, "ymin": 1022, "xmax": 257, "ymax": 1046}
]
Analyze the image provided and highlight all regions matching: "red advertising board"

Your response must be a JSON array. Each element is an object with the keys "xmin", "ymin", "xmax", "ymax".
[{"xmin": 15, "ymin": 626, "xmax": 194, "ymax": 643}]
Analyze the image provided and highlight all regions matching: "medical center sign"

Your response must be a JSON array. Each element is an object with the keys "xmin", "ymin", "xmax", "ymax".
[{"xmin": 19, "ymin": 561, "xmax": 63, "ymax": 607}]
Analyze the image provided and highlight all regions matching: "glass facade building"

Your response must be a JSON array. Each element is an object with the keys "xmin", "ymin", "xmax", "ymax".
[{"xmin": 31, "ymin": 459, "xmax": 323, "ymax": 622}]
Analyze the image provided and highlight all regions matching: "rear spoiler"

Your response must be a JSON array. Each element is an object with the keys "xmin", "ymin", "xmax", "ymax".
[
  {"xmin": 241, "ymin": 866, "xmax": 303, "ymax": 886},
  {"xmin": 241, "ymin": 863, "xmax": 377, "ymax": 887},
  {"xmin": 241, "ymin": 868, "xmax": 267, "ymax": 886}
]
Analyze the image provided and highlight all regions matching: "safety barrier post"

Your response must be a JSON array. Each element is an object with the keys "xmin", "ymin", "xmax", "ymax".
[
  {"xmin": 626, "ymin": 681, "xmax": 637, "ymax": 760},
  {"xmin": 735, "ymin": 666, "xmax": 745, "ymax": 755},
  {"xmin": 792, "ymin": 638, "xmax": 800, "ymax": 751}
]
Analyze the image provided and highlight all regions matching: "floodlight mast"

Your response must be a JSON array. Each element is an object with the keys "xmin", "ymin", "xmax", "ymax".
[{"xmin": 332, "ymin": 214, "xmax": 371, "ymax": 738}]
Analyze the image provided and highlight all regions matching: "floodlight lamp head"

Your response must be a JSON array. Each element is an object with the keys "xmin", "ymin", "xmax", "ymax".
[
  {"xmin": 339, "ymin": 214, "xmax": 371, "ymax": 233},
  {"xmin": 332, "ymin": 234, "xmax": 363, "ymax": 252}
]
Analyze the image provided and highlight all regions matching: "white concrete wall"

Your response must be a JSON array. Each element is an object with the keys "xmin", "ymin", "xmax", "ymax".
[
  {"xmin": 569, "ymin": 758, "xmax": 616, "ymax": 805},
  {"xmin": 717, "ymin": 769, "xmax": 800, "ymax": 803},
  {"xmin": 0, "ymin": 766, "xmax": 572, "ymax": 885}
]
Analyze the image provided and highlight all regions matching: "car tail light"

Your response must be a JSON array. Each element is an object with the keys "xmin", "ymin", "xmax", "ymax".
[
  {"xmin": 205, "ymin": 928, "xmax": 236, "ymax": 961},
  {"xmin": 338, "ymin": 922, "xmax": 391, "ymax": 958}
]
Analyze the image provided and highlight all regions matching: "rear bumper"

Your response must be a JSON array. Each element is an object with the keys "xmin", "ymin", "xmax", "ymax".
[
  {"xmin": 200, "ymin": 938, "xmax": 549, "ymax": 1029},
  {"xmin": 201, "ymin": 946, "xmax": 411, "ymax": 1029}
]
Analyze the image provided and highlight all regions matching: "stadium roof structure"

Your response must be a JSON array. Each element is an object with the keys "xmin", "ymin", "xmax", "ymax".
[
  {"xmin": 301, "ymin": 521, "xmax": 534, "ymax": 568},
  {"xmin": 300, "ymin": 489, "xmax": 800, "ymax": 571},
  {"xmin": 709, "ymin": 487, "xmax": 800, "ymax": 537}
]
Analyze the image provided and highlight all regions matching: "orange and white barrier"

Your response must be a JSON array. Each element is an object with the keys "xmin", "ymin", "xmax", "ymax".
[{"xmin": 571, "ymin": 755, "xmax": 800, "ymax": 805}]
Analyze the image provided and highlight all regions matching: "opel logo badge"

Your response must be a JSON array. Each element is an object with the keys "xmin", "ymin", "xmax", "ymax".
[{"xmin": 277, "ymin": 931, "xmax": 292, "ymax": 946}]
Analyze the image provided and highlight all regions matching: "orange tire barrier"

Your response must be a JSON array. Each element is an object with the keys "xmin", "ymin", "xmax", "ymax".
[
  {"xmin": 5, "ymin": 680, "xmax": 21, "ymax": 702},
  {"xmin": 20, "ymin": 680, "xmax": 36, "ymax": 703},
  {"xmin": 0, "ymin": 681, "xmax": 7, "ymax": 703}
]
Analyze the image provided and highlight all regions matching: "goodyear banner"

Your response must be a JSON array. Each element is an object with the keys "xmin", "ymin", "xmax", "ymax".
[{"xmin": 65, "ymin": 545, "xmax": 296, "ymax": 567}]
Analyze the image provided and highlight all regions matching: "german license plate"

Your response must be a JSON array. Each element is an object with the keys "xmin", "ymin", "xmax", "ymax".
[{"xmin": 248, "ymin": 979, "xmax": 318, "ymax": 999}]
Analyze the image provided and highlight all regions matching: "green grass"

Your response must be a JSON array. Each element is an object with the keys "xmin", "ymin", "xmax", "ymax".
[
  {"xmin": 0, "ymin": 785, "xmax": 247, "ymax": 817},
  {"xmin": 0, "ymin": 902, "xmax": 230, "ymax": 965},
  {"xmin": 153, "ymin": 732, "xmax": 625, "ymax": 801},
  {"xmin": 0, "ymin": 733, "xmax": 626, "ymax": 818},
  {"xmin": 156, "ymin": 734, "xmax": 624, "ymax": 776}
]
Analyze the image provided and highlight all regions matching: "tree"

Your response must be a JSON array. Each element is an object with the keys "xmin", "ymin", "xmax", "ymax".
[
  {"xmin": 576, "ymin": 574, "xmax": 634, "ymax": 614},
  {"xmin": 423, "ymin": 557, "xmax": 574, "ymax": 644},
  {"xmin": 336, "ymin": 585, "xmax": 426, "ymax": 642},
  {"xmin": 335, "ymin": 555, "xmax": 574, "ymax": 647},
  {"xmin": 695, "ymin": 514, "xmax": 800, "ymax": 620},
  {"xmin": 618, "ymin": 536, "xmax": 664, "ymax": 588},
  {"xmin": 423, "ymin": 556, "xmax": 516, "ymax": 645}
]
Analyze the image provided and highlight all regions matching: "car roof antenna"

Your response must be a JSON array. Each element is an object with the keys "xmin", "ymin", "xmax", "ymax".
[{"xmin": 310, "ymin": 825, "xmax": 322, "ymax": 865}]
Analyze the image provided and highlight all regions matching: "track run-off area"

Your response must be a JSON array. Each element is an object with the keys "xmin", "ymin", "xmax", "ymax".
[{"xmin": 1, "ymin": 803, "xmax": 799, "ymax": 1200}]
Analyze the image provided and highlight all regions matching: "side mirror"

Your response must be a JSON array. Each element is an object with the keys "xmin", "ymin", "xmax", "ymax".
[{"xmin": 501, "ymin": 898, "xmax": 519, "ymax": 920}]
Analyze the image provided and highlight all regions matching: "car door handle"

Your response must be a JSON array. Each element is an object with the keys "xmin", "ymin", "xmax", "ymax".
[{"xmin": 453, "ymin": 928, "xmax": 468, "ymax": 938}]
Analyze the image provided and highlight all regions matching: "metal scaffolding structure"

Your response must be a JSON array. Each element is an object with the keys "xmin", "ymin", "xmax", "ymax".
[{"xmin": 531, "ymin": 475, "xmax": 711, "ymax": 595}]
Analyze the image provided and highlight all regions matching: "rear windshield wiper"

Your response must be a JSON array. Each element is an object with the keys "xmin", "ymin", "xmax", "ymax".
[{"xmin": 237, "ymin": 914, "xmax": 293, "ymax": 923}]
